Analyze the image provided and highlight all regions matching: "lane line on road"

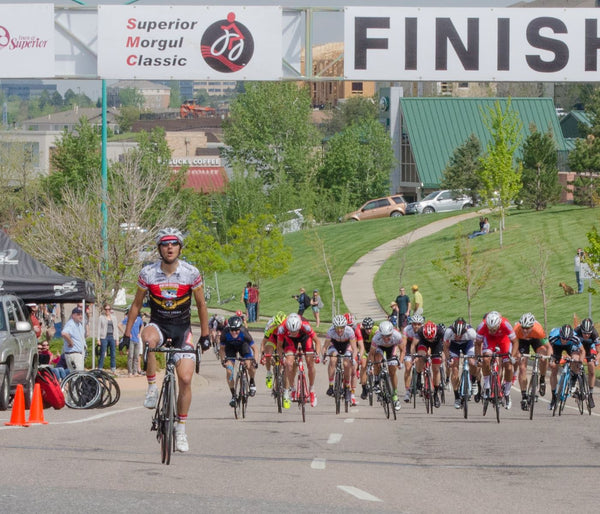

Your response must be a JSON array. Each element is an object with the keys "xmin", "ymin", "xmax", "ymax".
[
  {"xmin": 337, "ymin": 485, "xmax": 382, "ymax": 502},
  {"xmin": 327, "ymin": 433, "xmax": 343, "ymax": 444},
  {"xmin": 344, "ymin": 418, "xmax": 354, "ymax": 423},
  {"xmin": 311, "ymin": 458, "xmax": 326, "ymax": 469}
]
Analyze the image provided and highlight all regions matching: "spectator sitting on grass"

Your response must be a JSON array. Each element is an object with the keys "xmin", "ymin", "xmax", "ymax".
[{"xmin": 468, "ymin": 217, "xmax": 490, "ymax": 239}]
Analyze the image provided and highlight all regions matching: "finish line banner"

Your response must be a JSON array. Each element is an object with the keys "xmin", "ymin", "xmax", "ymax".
[
  {"xmin": 98, "ymin": 5, "xmax": 282, "ymax": 80},
  {"xmin": 345, "ymin": 7, "xmax": 600, "ymax": 82},
  {"xmin": 0, "ymin": 4, "xmax": 54, "ymax": 78}
]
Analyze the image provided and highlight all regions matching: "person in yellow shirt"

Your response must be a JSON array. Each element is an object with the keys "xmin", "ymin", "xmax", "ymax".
[{"xmin": 411, "ymin": 285, "xmax": 423, "ymax": 317}]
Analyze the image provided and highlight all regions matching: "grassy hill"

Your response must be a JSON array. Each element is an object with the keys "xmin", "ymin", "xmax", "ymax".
[{"xmin": 207, "ymin": 204, "xmax": 599, "ymax": 331}]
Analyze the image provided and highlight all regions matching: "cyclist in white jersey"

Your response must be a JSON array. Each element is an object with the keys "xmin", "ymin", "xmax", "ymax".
[
  {"xmin": 402, "ymin": 314, "xmax": 423, "ymax": 402},
  {"xmin": 369, "ymin": 320, "xmax": 405, "ymax": 410},
  {"xmin": 323, "ymin": 315, "xmax": 357, "ymax": 398}
]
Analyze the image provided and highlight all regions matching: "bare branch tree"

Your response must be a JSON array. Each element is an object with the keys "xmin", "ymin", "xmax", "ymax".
[{"xmin": 527, "ymin": 238, "xmax": 551, "ymax": 331}]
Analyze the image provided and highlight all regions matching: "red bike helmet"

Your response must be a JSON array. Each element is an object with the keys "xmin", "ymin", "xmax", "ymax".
[
  {"xmin": 344, "ymin": 313, "xmax": 355, "ymax": 326},
  {"xmin": 235, "ymin": 310, "xmax": 243, "ymax": 317},
  {"xmin": 423, "ymin": 321, "xmax": 437, "ymax": 340}
]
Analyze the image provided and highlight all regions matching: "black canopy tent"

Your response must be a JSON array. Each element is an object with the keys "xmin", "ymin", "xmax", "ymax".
[{"xmin": 0, "ymin": 231, "xmax": 95, "ymax": 303}]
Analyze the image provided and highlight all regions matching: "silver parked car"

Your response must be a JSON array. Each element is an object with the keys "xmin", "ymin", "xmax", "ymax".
[{"xmin": 406, "ymin": 190, "xmax": 474, "ymax": 214}]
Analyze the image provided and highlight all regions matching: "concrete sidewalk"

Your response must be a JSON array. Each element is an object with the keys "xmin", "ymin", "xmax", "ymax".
[{"xmin": 341, "ymin": 211, "xmax": 484, "ymax": 320}]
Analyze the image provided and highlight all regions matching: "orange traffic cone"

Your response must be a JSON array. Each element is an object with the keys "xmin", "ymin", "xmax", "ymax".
[
  {"xmin": 4, "ymin": 384, "xmax": 29, "ymax": 427},
  {"xmin": 27, "ymin": 383, "xmax": 48, "ymax": 425}
]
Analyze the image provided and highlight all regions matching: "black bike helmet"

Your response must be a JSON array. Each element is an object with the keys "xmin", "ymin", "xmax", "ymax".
[
  {"xmin": 452, "ymin": 317, "xmax": 467, "ymax": 337},
  {"xmin": 228, "ymin": 316, "xmax": 243, "ymax": 330},
  {"xmin": 559, "ymin": 324, "xmax": 573, "ymax": 340},
  {"xmin": 581, "ymin": 318, "xmax": 594, "ymax": 334},
  {"xmin": 362, "ymin": 317, "xmax": 374, "ymax": 330}
]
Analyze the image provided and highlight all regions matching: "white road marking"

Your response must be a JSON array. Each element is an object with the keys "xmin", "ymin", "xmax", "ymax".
[
  {"xmin": 311, "ymin": 458, "xmax": 326, "ymax": 469},
  {"xmin": 344, "ymin": 418, "xmax": 354, "ymax": 423},
  {"xmin": 337, "ymin": 485, "xmax": 382, "ymax": 502},
  {"xmin": 327, "ymin": 433, "xmax": 343, "ymax": 444}
]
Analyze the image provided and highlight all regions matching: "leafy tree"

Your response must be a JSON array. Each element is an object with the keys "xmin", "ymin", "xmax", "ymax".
[
  {"xmin": 432, "ymin": 225, "xmax": 493, "ymax": 324},
  {"xmin": 477, "ymin": 99, "xmax": 523, "ymax": 247},
  {"xmin": 518, "ymin": 125, "xmax": 561, "ymax": 210},
  {"xmin": 318, "ymin": 118, "xmax": 395, "ymax": 210},
  {"xmin": 116, "ymin": 105, "xmax": 140, "ymax": 133},
  {"xmin": 183, "ymin": 210, "xmax": 228, "ymax": 277},
  {"xmin": 63, "ymin": 88, "xmax": 76, "ymax": 105},
  {"xmin": 568, "ymin": 135, "xmax": 600, "ymax": 206},
  {"xmin": 51, "ymin": 91, "xmax": 63, "ymax": 108},
  {"xmin": 224, "ymin": 213, "xmax": 291, "ymax": 286},
  {"xmin": 222, "ymin": 82, "xmax": 320, "ymax": 187},
  {"xmin": 324, "ymin": 96, "xmax": 379, "ymax": 136},
  {"xmin": 440, "ymin": 133, "xmax": 482, "ymax": 198},
  {"xmin": 119, "ymin": 87, "xmax": 145, "ymax": 109},
  {"xmin": 46, "ymin": 117, "xmax": 102, "ymax": 202}
]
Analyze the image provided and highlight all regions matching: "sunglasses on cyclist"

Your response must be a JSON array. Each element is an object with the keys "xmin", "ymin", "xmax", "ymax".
[{"xmin": 159, "ymin": 241, "xmax": 180, "ymax": 247}]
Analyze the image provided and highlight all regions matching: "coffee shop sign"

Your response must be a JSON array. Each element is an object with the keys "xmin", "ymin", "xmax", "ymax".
[{"xmin": 169, "ymin": 157, "xmax": 221, "ymax": 166}]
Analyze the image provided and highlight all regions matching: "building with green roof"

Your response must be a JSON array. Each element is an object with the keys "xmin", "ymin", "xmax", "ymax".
[{"xmin": 379, "ymin": 91, "xmax": 568, "ymax": 201}]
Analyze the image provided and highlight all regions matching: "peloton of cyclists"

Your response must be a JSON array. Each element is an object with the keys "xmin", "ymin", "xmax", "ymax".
[
  {"xmin": 414, "ymin": 320, "xmax": 445, "ymax": 408},
  {"xmin": 513, "ymin": 312, "xmax": 551, "ymax": 411},
  {"xmin": 276, "ymin": 313, "xmax": 320, "ymax": 409},
  {"xmin": 475, "ymin": 311, "xmax": 518, "ymax": 409},
  {"xmin": 548, "ymin": 324, "xmax": 583, "ymax": 410},
  {"xmin": 402, "ymin": 314, "xmax": 424, "ymax": 402},
  {"xmin": 220, "ymin": 315, "xmax": 258, "ymax": 408},
  {"xmin": 368, "ymin": 320, "xmax": 405, "ymax": 411},
  {"xmin": 443, "ymin": 317, "xmax": 480, "ymax": 409},
  {"xmin": 574, "ymin": 318, "xmax": 598, "ymax": 409},
  {"xmin": 323, "ymin": 315, "xmax": 358, "ymax": 405},
  {"xmin": 209, "ymin": 314, "xmax": 227, "ymax": 349}
]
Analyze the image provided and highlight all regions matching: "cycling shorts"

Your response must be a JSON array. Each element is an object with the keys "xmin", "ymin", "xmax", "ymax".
[
  {"xmin": 283, "ymin": 338, "xmax": 314, "ymax": 354},
  {"xmin": 417, "ymin": 339, "xmax": 443, "ymax": 359},
  {"xmin": 224, "ymin": 341, "xmax": 253, "ymax": 360},
  {"xmin": 448, "ymin": 340, "xmax": 475, "ymax": 359},
  {"xmin": 326, "ymin": 341, "xmax": 351, "ymax": 357},
  {"xmin": 581, "ymin": 342, "xmax": 597, "ymax": 362},
  {"xmin": 375, "ymin": 346, "xmax": 399, "ymax": 366},
  {"xmin": 518, "ymin": 338, "xmax": 547, "ymax": 355},
  {"xmin": 481, "ymin": 335, "xmax": 512, "ymax": 356},
  {"xmin": 147, "ymin": 322, "xmax": 195, "ymax": 363}
]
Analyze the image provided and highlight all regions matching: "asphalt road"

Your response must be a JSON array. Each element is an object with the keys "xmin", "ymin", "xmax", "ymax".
[{"xmin": 1, "ymin": 352, "xmax": 600, "ymax": 513}]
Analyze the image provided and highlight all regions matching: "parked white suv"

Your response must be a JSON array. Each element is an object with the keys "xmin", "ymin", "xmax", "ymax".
[
  {"xmin": 406, "ymin": 190, "xmax": 474, "ymax": 214},
  {"xmin": 0, "ymin": 295, "xmax": 38, "ymax": 410}
]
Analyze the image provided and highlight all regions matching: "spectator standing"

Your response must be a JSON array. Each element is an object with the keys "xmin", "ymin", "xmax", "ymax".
[
  {"xmin": 394, "ymin": 287, "xmax": 411, "ymax": 328},
  {"xmin": 247, "ymin": 283, "xmax": 259, "ymax": 322},
  {"xmin": 411, "ymin": 284, "xmax": 423, "ymax": 317},
  {"xmin": 575, "ymin": 248, "xmax": 583, "ymax": 294},
  {"xmin": 62, "ymin": 307, "xmax": 87, "ymax": 371},
  {"xmin": 121, "ymin": 308, "xmax": 144, "ymax": 376},
  {"xmin": 97, "ymin": 303, "xmax": 117, "ymax": 374},
  {"xmin": 294, "ymin": 287, "xmax": 311, "ymax": 316},
  {"xmin": 242, "ymin": 281, "xmax": 251, "ymax": 317},
  {"xmin": 27, "ymin": 304, "xmax": 43, "ymax": 339},
  {"xmin": 310, "ymin": 289, "xmax": 323, "ymax": 327}
]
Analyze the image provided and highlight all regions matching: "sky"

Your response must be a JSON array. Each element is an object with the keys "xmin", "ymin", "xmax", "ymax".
[{"xmin": 2, "ymin": 1, "xmax": 531, "ymax": 100}]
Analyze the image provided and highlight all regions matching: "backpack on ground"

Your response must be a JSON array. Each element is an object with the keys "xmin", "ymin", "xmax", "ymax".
[{"xmin": 35, "ymin": 367, "xmax": 65, "ymax": 409}]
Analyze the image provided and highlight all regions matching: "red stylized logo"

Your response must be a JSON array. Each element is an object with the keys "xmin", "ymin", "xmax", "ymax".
[{"xmin": 201, "ymin": 12, "xmax": 254, "ymax": 73}]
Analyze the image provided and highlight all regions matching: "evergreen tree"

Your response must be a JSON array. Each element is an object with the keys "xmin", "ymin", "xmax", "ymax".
[{"xmin": 440, "ymin": 133, "xmax": 482, "ymax": 199}]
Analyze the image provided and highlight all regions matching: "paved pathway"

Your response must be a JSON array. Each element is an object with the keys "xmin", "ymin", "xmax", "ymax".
[{"xmin": 341, "ymin": 211, "xmax": 484, "ymax": 320}]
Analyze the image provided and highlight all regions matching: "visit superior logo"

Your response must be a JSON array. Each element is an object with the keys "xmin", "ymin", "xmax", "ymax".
[
  {"xmin": 201, "ymin": 12, "xmax": 254, "ymax": 73},
  {"xmin": 0, "ymin": 24, "xmax": 49, "ymax": 51}
]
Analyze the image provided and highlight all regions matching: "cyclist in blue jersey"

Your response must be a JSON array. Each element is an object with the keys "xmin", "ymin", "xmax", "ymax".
[{"xmin": 547, "ymin": 324, "xmax": 582, "ymax": 411}]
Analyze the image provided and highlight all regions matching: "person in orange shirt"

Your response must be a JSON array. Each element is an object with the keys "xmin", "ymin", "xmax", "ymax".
[{"xmin": 514, "ymin": 312, "xmax": 551, "ymax": 411}]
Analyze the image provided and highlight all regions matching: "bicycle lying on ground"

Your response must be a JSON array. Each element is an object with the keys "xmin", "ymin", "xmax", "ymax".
[
  {"xmin": 144, "ymin": 341, "xmax": 201, "ymax": 465},
  {"xmin": 61, "ymin": 369, "xmax": 120, "ymax": 409}
]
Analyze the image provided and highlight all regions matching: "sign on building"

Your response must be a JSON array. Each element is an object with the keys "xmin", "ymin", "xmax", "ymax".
[
  {"xmin": 98, "ymin": 5, "xmax": 282, "ymax": 80},
  {"xmin": 345, "ymin": 7, "xmax": 600, "ymax": 82},
  {"xmin": 0, "ymin": 4, "xmax": 54, "ymax": 78}
]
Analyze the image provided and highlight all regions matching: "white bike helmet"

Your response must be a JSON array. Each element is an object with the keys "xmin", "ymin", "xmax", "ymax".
[
  {"xmin": 485, "ymin": 311, "xmax": 502, "ymax": 331},
  {"xmin": 156, "ymin": 227, "xmax": 184, "ymax": 247},
  {"xmin": 332, "ymin": 314, "xmax": 347, "ymax": 328},
  {"xmin": 410, "ymin": 314, "xmax": 424, "ymax": 324},
  {"xmin": 379, "ymin": 320, "xmax": 394, "ymax": 336},
  {"xmin": 519, "ymin": 313, "xmax": 536, "ymax": 329},
  {"xmin": 286, "ymin": 313, "xmax": 302, "ymax": 332}
]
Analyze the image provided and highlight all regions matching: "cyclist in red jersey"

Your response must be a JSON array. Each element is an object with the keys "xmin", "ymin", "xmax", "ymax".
[
  {"xmin": 475, "ymin": 311, "xmax": 518, "ymax": 409},
  {"xmin": 123, "ymin": 228, "xmax": 210, "ymax": 453},
  {"xmin": 277, "ymin": 313, "xmax": 321, "ymax": 409}
]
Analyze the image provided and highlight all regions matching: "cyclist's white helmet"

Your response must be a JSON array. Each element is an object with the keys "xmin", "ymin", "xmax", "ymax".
[
  {"xmin": 411, "ymin": 314, "xmax": 424, "ymax": 324},
  {"xmin": 485, "ymin": 311, "xmax": 502, "ymax": 330},
  {"xmin": 156, "ymin": 227, "xmax": 184, "ymax": 247},
  {"xmin": 332, "ymin": 314, "xmax": 347, "ymax": 328},
  {"xmin": 519, "ymin": 313, "xmax": 536, "ymax": 329},
  {"xmin": 379, "ymin": 320, "xmax": 394, "ymax": 336},
  {"xmin": 286, "ymin": 313, "xmax": 302, "ymax": 332}
]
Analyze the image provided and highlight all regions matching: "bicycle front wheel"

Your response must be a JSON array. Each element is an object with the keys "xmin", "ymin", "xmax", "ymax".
[
  {"xmin": 241, "ymin": 368, "xmax": 249, "ymax": 419},
  {"xmin": 274, "ymin": 364, "xmax": 283, "ymax": 414},
  {"xmin": 298, "ymin": 373, "xmax": 307, "ymax": 423},
  {"xmin": 334, "ymin": 367, "xmax": 342, "ymax": 415},
  {"xmin": 161, "ymin": 377, "xmax": 175, "ymax": 465},
  {"xmin": 380, "ymin": 375, "xmax": 390, "ymax": 419},
  {"xmin": 460, "ymin": 369, "xmax": 470, "ymax": 420},
  {"xmin": 367, "ymin": 372, "xmax": 374, "ymax": 406},
  {"xmin": 576, "ymin": 374, "xmax": 586, "ymax": 415},
  {"xmin": 580, "ymin": 373, "xmax": 591, "ymax": 415},
  {"xmin": 528, "ymin": 373, "xmax": 538, "ymax": 421},
  {"xmin": 491, "ymin": 373, "xmax": 501, "ymax": 423},
  {"xmin": 557, "ymin": 372, "xmax": 569, "ymax": 416},
  {"xmin": 233, "ymin": 371, "xmax": 241, "ymax": 420},
  {"xmin": 424, "ymin": 372, "xmax": 433, "ymax": 414}
]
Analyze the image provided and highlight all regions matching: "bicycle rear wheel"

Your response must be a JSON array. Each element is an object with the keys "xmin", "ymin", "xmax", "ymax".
[
  {"xmin": 580, "ymin": 373, "xmax": 591, "ymax": 415},
  {"xmin": 233, "ymin": 370, "xmax": 241, "ymax": 419},
  {"xmin": 576, "ymin": 374, "xmax": 586, "ymax": 415},
  {"xmin": 558, "ymin": 372, "xmax": 569, "ymax": 416},
  {"xmin": 528, "ymin": 373, "xmax": 538, "ymax": 421},
  {"xmin": 411, "ymin": 368, "xmax": 418, "ymax": 409},
  {"xmin": 439, "ymin": 365, "xmax": 446, "ymax": 405},
  {"xmin": 298, "ymin": 373, "xmax": 307, "ymax": 423},
  {"xmin": 367, "ymin": 372, "xmax": 374, "ymax": 406}
]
